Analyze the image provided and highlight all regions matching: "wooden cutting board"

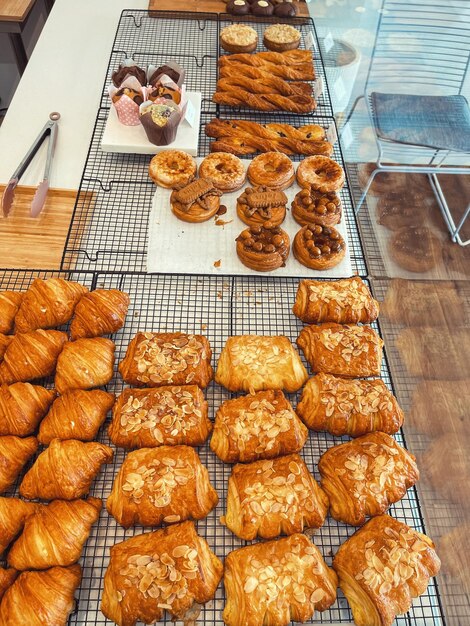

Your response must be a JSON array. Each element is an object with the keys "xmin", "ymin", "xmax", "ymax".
[{"xmin": 148, "ymin": 0, "xmax": 310, "ymax": 17}]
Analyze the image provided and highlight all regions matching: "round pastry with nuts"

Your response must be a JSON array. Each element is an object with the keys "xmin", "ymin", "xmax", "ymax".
[
  {"xmin": 263, "ymin": 24, "xmax": 301, "ymax": 52},
  {"xmin": 293, "ymin": 224, "xmax": 345, "ymax": 270},
  {"xmin": 296, "ymin": 155, "xmax": 345, "ymax": 193},
  {"xmin": 149, "ymin": 150, "xmax": 197, "ymax": 189},
  {"xmin": 237, "ymin": 186, "xmax": 287, "ymax": 227},
  {"xmin": 247, "ymin": 152, "xmax": 295, "ymax": 191},
  {"xmin": 220, "ymin": 24, "xmax": 258, "ymax": 54},
  {"xmin": 236, "ymin": 223, "xmax": 290, "ymax": 271},
  {"xmin": 199, "ymin": 152, "xmax": 246, "ymax": 192},
  {"xmin": 170, "ymin": 178, "xmax": 223, "ymax": 223},
  {"xmin": 292, "ymin": 188, "xmax": 342, "ymax": 227}
]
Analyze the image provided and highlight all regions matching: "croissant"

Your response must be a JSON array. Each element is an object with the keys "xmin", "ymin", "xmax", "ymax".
[
  {"xmin": 0, "ymin": 568, "xmax": 18, "ymax": 601},
  {"xmin": 70, "ymin": 289, "xmax": 130, "ymax": 340},
  {"xmin": 0, "ymin": 330, "xmax": 68, "ymax": 385},
  {"xmin": 0, "ymin": 436, "xmax": 38, "ymax": 494},
  {"xmin": 38, "ymin": 389, "xmax": 115, "ymax": 444},
  {"xmin": 0, "ymin": 564, "xmax": 82, "ymax": 626},
  {"xmin": 19, "ymin": 438, "xmax": 113, "ymax": 501},
  {"xmin": 0, "ymin": 497, "xmax": 40, "ymax": 554},
  {"xmin": 14, "ymin": 278, "xmax": 88, "ymax": 333},
  {"xmin": 8, "ymin": 497, "xmax": 102, "ymax": 570},
  {"xmin": 54, "ymin": 337, "xmax": 115, "ymax": 394},
  {"xmin": 0, "ymin": 291, "xmax": 23, "ymax": 334},
  {"xmin": 0, "ymin": 335, "xmax": 13, "ymax": 361},
  {"xmin": 0, "ymin": 383, "xmax": 56, "ymax": 437}
]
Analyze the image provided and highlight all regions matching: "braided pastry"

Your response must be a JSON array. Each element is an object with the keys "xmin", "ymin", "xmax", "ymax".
[
  {"xmin": 219, "ymin": 59, "xmax": 314, "ymax": 81},
  {"xmin": 213, "ymin": 90, "xmax": 316, "ymax": 113},
  {"xmin": 221, "ymin": 49, "xmax": 314, "ymax": 68},
  {"xmin": 217, "ymin": 76, "xmax": 312, "ymax": 97}
]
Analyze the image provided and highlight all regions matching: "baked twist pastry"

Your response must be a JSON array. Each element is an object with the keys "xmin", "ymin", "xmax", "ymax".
[
  {"xmin": 292, "ymin": 187, "xmax": 342, "ymax": 227},
  {"xmin": 409, "ymin": 380, "xmax": 469, "ymax": 437},
  {"xmin": 107, "ymin": 445, "xmax": 218, "ymax": 528},
  {"xmin": 296, "ymin": 156, "xmax": 345, "ymax": 192},
  {"xmin": 319, "ymin": 432, "xmax": 419, "ymax": 526},
  {"xmin": 119, "ymin": 332, "xmax": 213, "ymax": 388},
  {"xmin": 19, "ymin": 438, "xmax": 113, "ymax": 501},
  {"xmin": 297, "ymin": 373, "xmax": 404, "ymax": 437},
  {"xmin": 224, "ymin": 454, "xmax": 328, "ymax": 540},
  {"xmin": 236, "ymin": 186, "xmax": 287, "ymax": 227},
  {"xmin": 293, "ymin": 224, "xmax": 346, "ymax": 270},
  {"xmin": 0, "ymin": 291, "xmax": 22, "ymax": 334},
  {"xmin": 170, "ymin": 178, "xmax": 222, "ymax": 223},
  {"xmin": 216, "ymin": 74, "xmax": 312, "ymax": 98},
  {"xmin": 54, "ymin": 337, "xmax": 115, "ymax": 393},
  {"xmin": 0, "ymin": 568, "xmax": 17, "ymax": 601},
  {"xmin": 247, "ymin": 153, "xmax": 295, "ymax": 191},
  {"xmin": 101, "ymin": 521, "xmax": 223, "ymax": 626},
  {"xmin": 7, "ymin": 497, "xmax": 101, "ymax": 570},
  {"xmin": 293, "ymin": 277, "xmax": 380, "ymax": 324},
  {"xmin": 236, "ymin": 224, "xmax": 290, "ymax": 272},
  {"xmin": 0, "ymin": 436, "xmax": 38, "ymax": 494},
  {"xmin": 297, "ymin": 323, "xmax": 384, "ymax": 378},
  {"xmin": 70, "ymin": 288, "xmax": 130, "ymax": 339},
  {"xmin": 333, "ymin": 515, "xmax": 441, "ymax": 626},
  {"xmin": 108, "ymin": 385, "xmax": 211, "ymax": 449},
  {"xmin": 210, "ymin": 389, "xmax": 307, "ymax": 463},
  {"xmin": 14, "ymin": 278, "xmax": 88, "ymax": 333},
  {"xmin": 219, "ymin": 50, "xmax": 315, "ymax": 80},
  {"xmin": 213, "ymin": 89, "xmax": 316, "ymax": 113},
  {"xmin": 0, "ymin": 564, "xmax": 82, "ymax": 626},
  {"xmin": 0, "ymin": 383, "xmax": 56, "ymax": 436},
  {"xmin": 215, "ymin": 335, "xmax": 307, "ymax": 393},
  {"xmin": 0, "ymin": 330, "xmax": 67, "ymax": 384},
  {"xmin": 0, "ymin": 497, "xmax": 40, "ymax": 555},
  {"xmin": 223, "ymin": 533, "xmax": 337, "ymax": 626},
  {"xmin": 38, "ymin": 389, "xmax": 114, "ymax": 444}
]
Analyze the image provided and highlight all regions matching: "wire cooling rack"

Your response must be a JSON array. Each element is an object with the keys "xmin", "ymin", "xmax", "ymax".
[{"xmin": 0, "ymin": 269, "xmax": 444, "ymax": 626}]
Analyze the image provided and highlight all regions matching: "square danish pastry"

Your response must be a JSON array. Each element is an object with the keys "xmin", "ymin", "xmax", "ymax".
[
  {"xmin": 223, "ymin": 533, "xmax": 337, "ymax": 626},
  {"xmin": 215, "ymin": 335, "xmax": 308, "ymax": 393},
  {"xmin": 106, "ymin": 445, "xmax": 218, "ymax": 527},
  {"xmin": 118, "ymin": 332, "xmax": 213, "ymax": 388},
  {"xmin": 101, "ymin": 521, "xmax": 223, "ymax": 626},
  {"xmin": 108, "ymin": 385, "xmax": 211, "ymax": 449},
  {"xmin": 210, "ymin": 390, "xmax": 308, "ymax": 463},
  {"xmin": 293, "ymin": 277, "xmax": 379, "ymax": 324},
  {"xmin": 297, "ymin": 323, "xmax": 384, "ymax": 378},
  {"xmin": 333, "ymin": 514, "xmax": 441, "ymax": 626},
  {"xmin": 224, "ymin": 454, "xmax": 328, "ymax": 540},
  {"xmin": 318, "ymin": 432, "xmax": 419, "ymax": 526}
]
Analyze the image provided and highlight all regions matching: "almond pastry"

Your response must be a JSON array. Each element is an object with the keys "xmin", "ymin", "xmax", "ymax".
[
  {"xmin": 293, "ymin": 224, "xmax": 345, "ymax": 270},
  {"xmin": 199, "ymin": 152, "xmax": 246, "ymax": 192},
  {"xmin": 236, "ymin": 185, "xmax": 287, "ymax": 227},
  {"xmin": 148, "ymin": 150, "xmax": 197, "ymax": 189},
  {"xmin": 296, "ymin": 155, "xmax": 345, "ymax": 192},
  {"xmin": 236, "ymin": 223, "xmax": 290, "ymax": 272},
  {"xmin": 292, "ymin": 187, "xmax": 342, "ymax": 227},
  {"xmin": 247, "ymin": 152, "xmax": 295, "ymax": 190},
  {"xmin": 220, "ymin": 23, "xmax": 258, "ymax": 54},
  {"xmin": 170, "ymin": 178, "xmax": 222, "ymax": 223},
  {"xmin": 263, "ymin": 24, "xmax": 301, "ymax": 52}
]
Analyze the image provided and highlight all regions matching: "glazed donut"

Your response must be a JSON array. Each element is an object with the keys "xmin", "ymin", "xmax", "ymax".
[
  {"xmin": 296, "ymin": 156, "xmax": 345, "ymax": 192},
  {"xmin": 236, "ymin": 222, "xmax": 290, "ymax": 271},
  {"xmin": 388, "ymin": 226, "xmax": 442, "ymax": 273},
  {"xmin": 247, "ymin": 152, "xmax": 295, "ymax": 191},
  {"xmin": 149, "ymin": 150, "xmax": 197, "ymax": 189},
  {"xmin": 292, "ymin": 187, "xmax": 342, "ymax": 227},
  {"xmin": 293, "ymin": 224, "xmax": 345, "ymax": 270},
  {"xmin": 199, "ymin": 152, "xmax": 246, "ymax": 192},
  {"xmin": 236, "ymin": 185, "xmax": 287, "ymax": 227},
  {"xmin": 170, "ymin": 178, "xmax": 222, "ymax": 223}
]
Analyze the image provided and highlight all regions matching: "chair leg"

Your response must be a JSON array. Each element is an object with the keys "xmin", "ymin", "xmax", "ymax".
[
  {"xmin": 355, "ymin": 167, "xmax": 379, "ymax": 216},
  {"xmin": 453, "ymin": 203, "xmax": 470, "ymax": 246},
  {"xmin": 340, "ymin": 95, "xmax": 365, "ymax": 138},
  {"xmin": 428, "ymin": 173, "xmax": 470, "ymax": 246}
]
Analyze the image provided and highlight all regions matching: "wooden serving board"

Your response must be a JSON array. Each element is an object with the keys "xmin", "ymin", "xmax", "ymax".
[{"xmin": 148, "ymin": 0, "xmax": 310, "ymax": 17}]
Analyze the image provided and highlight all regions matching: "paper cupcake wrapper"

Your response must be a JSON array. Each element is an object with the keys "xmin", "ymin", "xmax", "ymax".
[
  {"xmin": 148, "ymin": 62, "xmax": 186, "ymax": 88},
  {"xmin": 139, "ymin": 100, "xmax": 183, "ymax": 146},
  {"xmin": 109, "ymin": 84, "xmax": 148, "ymax": 126},
  {"xmin": 112, "ymin": 60, "xmax": 147, "ymax": 88}
]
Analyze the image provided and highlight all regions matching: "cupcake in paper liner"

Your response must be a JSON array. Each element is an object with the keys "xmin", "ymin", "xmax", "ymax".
[
  {"xmin": 148, "ymin": 62, "xmax": 186, "ymax": 88},
  {"xmin": 112, "ymin": 58, "xmax": 147, "ymax": 88},
  {"xmin": 147, "ymin": 62, "xmax": 186, "ymax": 105},
  {"xmin": 139, "ymin": 100, "xmax": 182, "ymax": 146},
  {"xmin": 109, "ymin": 81, "xmax": 147, "ymax": 126}
]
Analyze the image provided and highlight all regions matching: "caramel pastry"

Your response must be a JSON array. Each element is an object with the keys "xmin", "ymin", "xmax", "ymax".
[
  {"xmin": 119, "ymin": 332, "xmax": 213, "ymax": 389},
  {"xmin": 389, "ymin": 226, "xmax": 442, "ymax": 273},
  {"xmin": 293, "ymin": 224, "xmax": 345, "ymax": 270},
  {"xmin": 0, "ymin": 291, "xmax": 22, "ymax": 334},
  {"xmin": 236, "ymin": 223, "xmax": 290, "ymax": 272},
  {"xmin": 297, "ymin": 373, "xmax": 403, "ymax": 437},
  {"xmin": 107, "ymin": 445, "xmax": 217, "ymax": 528},
  {"xmin": 149, "ymin": 150, "xmax": 197, "ymax": 189},
  {"xmin": 395, "ymin": 327, "xmax": 470, "ymax": 380},
  {"xmin": 55, "ymin": 337, "xmax": 115, "ymax": 393},
  {"xmin": 101, "ymin": 521, "xmax": 223, "ymax": 626},
  {"xmin": 14, "ymin": 278, "xmax": 88, "ymax": 333},
  {"xmin": 210, "ymin": 389, "xmax": 307, "ymax": 463},
  {"xmin": 223, "ymin": 533, "xmax": 337, "ymax": 626},
  {"xmin": 220, "ymin": 24, "xmax": 258, "ymax": 54},
  {"xmin": 0, "ymin": 436, "xmax": 38, "ymax": 494},
  {"xmin": 8, "ymin": 497, "xmax": 102, "ymax": 570},
  {"xmin": 0, "ymin": 497, "xmax": 40, "ymax": 554},
  {"xmin": 0, "ymin": 568, "xmax": 18, "ymax": 601},
  {"xmin": 380, "ymin": 278, "xmax": 464, "ymax": 327},
  {"xmin": 333, "ymin": 514, "xmax": 441, "ymax": 626},
  {"xmin": 70, "ymin": 289, "xmax": 130, "ymax": 339},
  {"xmin": 247, "ymin": 152, "xmax": 295, "ymax": 191},
  {"xmin": 0, "ymin": 564, "xmax": 82, "ymax": 626},
  {"xmin": 170, "ymin": 178, "xmax": 222, "ymax": 223},
  {"xmin": 199, "ymin": 152, "xmax": 246, "ymax": 192},
  {"xmin": 108, "ymin": 385, "xmax": 211, "ymax": 449},
  {"xmin": 292, "ymin": 187, "xmax": 342, "ymax": 227},
  {"xmin": 296, "ymin": 156, "xmax": 345, "ymax": 192},
  {"xmin": 0, "ymin": 330, "xmax": 67, "ymax": 384},
  {"xmin": 0, "ymin": 334, "xmax": 12, "ymax": 361},
  {"xmin": 376, "ymin": 191, "xmax": 428, "ymax": 231},
  {"xmin": 297, "ymin": 323, "xmax": 384, "ymax": 378},
  {"xmin": 19, "ymin": 438, "xmax": 113, "ymax": 501},
  {"xmin": 251, "ymin": 0, "xmax": 274, "ymax": 15},
  {"xmin": 293, "ymin": 277, "xmax": 379, "ymax": 324},
  {"xmin": 319, "ymin": 432, "xmax": 419, "ymax": 526},
  {"xmin": 38, "ymin": 389, "xmax": 115, "ymax": 444},
  {"xmin": 224, "ymin": 454, "xmax": 328, "ymax": 540},
  {"xmin": 0, "ymin": 383, "xmax": 56, "ymax": 436},
  {"xmin": 215, "ymin": 335, "xmax": 308, "ymax": 393},
  {"xmin": 420, "ymin": 433, "xmax": 470, "ymax": 505},
  {"xmin": 263, "ymin": 24, "xmax": 301, "ymax": 52},
  {"xmin": 409, "ymin": 380, "xmax": 470, "ymax": 436},
  {"xmin": 237, "ymin": 186, "xmax": 287, "ymax": 227}
]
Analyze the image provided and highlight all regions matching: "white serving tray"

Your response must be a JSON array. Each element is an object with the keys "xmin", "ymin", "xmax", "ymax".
[{"xmin": 101, "ymin": 92, "xmax": 202, "ymax": 155}]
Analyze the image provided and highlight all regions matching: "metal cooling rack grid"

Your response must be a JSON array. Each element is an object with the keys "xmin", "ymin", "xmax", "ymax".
[{"xmin": 0, "ymin": 269, "xmax": 444, "ymax": 626}]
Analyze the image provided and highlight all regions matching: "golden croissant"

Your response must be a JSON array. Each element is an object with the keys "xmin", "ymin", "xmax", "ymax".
[
  {"xmin": 0, "ymin": 334, "xmax": 13, "ymax": 361},
  {"xmin": 70, "ymin": 289, "xmax": 130, "ymax": 339},
  {"xmin": 54, "ymin": 337, "xmax": 115, "ymax": 394},
  {"xmin": 0, "ymin": 291, "xmax": 23, "ymax": 334},
  {"xmin": 0, "ymin": 383, "xmax": 56, "ymax": 437},
  {"xmin": 0, "ymin": 436, "xmax": 38, "ymax": 494},
  {"xmin": 0, "ymin": 496, "xmax": 40, "ymax": 554},
  {"xmin": 0, "ymin": 567, "xmax": 18, "ymax": 601}
]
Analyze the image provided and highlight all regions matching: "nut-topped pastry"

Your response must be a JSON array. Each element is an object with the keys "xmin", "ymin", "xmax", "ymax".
[
  {"xmin": 236, "ymin": 223, "xmax": 290, "ymax": 272},
  {"xmin": 220, "ymin": 24, "xmax": 258, "ymax": 54},
  {"xmin": 293, "ymin": 224, "xmax": 345, "ymax": 270},
  {"xmin": 292, "ymin": 188, "xmax": 342, "ymax": 227},
  {"xmin": 263, "ymin": 24, "xmax": 301, "ymax": 52},
  {"xmin": 170, "ymin": 178, "xmax": 222, "ymax": 223},
  {"xmin": 237, "ymin": 186, "xmax": 287, "ymax": 227}
]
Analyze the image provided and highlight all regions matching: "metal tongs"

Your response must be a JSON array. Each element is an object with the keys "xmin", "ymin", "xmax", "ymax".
[{"xmin": 2, "ymin": 112, "xmax": 61, "ymax": 218}]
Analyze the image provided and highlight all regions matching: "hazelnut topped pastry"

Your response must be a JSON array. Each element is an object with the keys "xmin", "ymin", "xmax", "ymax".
[
  {"xmin": 292, "ymin": 187, "xmax": 342, "ymax": 227},
  {"xmin": 236, "ymin": 223, "xmax": 290, "ymax": 272},
  {"xmin": 236, "ymin": 186, "xmax": 288, "ymax": 227},
  {"xmin": 170, "ymin": 178, "xmax": 222, "ymax": 223},
  {"xmin": 220, "ymin": 24, "xmax": 258, "ymax": 54},
  {"xmin": 293, "ymin": 224, "xmax": 345, "ymax": 270},
  {"xmin": 263, "ymin": 24, "xmax": 301, "ymax": 52}
]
